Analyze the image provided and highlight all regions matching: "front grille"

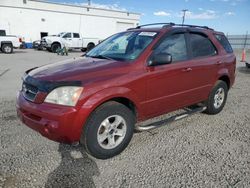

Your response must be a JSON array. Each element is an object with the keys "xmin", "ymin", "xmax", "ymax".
[{"xmin": 22, "ymin": 82, "xmax": 39, "ymax": 102}]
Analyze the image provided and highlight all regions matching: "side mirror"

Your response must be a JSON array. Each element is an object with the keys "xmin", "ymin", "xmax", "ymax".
[{"xmin": 148, "ymin": 53, "xmax": 172, "ymax": 66}]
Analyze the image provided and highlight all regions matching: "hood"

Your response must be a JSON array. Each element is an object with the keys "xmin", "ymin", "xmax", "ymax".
[{"xmin": 28, "ymin": 57, "xmax": 130, "ymax": 84}]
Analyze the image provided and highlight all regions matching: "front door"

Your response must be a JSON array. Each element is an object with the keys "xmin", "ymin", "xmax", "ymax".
[{"xmin": 144, "ymin": 32, "xmax": 206, "ymax": 117}]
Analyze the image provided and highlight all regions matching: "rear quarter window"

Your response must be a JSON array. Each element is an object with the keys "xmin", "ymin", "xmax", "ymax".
[
  {"xmin": 215, "ymin": 34, "xmax": 233, "ymax": 53},
  {"xmin": 190, "ymin": 33, "xmax": 217, "ymax": 58}
]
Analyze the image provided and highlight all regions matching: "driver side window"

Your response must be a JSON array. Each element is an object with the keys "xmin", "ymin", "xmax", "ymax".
[
  {"xmin": 63, "ymin": 33, "xmax": 72, "ymax": 38},
  {"xmin": 155, "ymin": 33, "xmax": 188, "ymax": 62}
]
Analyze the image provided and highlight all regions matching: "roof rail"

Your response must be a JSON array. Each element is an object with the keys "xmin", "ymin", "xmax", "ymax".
[
  {"xmin": 135, "ymin": 22, "xmax": 174, "ymax": 29},
  {"xmin": 127, "ymin": 22, "xmax": 213, "ymax": 31},
  {"xmin": 170, "ymin": 23, "xmax": 214, "ymax": 30}
]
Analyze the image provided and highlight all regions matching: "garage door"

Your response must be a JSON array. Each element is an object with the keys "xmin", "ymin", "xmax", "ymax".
[{"xmin": 116, "ymin": 22, "xmax": 134, "ymax": 32}]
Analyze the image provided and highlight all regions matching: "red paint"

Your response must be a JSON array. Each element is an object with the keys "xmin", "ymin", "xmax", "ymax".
[{"xmin": 16, "ymin": 26, "xmax": 236, "ymax": 144}]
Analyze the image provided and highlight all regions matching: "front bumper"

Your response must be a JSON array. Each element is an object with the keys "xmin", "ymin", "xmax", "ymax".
[
  {"xmin": 41, "ymin": 40, "xmax": 51, "ymax": 48},
  {"xmin": 16, "ymin": 91, "xmax": 85, "ymax": 143}
]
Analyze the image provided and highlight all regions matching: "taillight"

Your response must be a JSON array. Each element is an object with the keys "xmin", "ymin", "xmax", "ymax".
[{"xmin": 19, "ymin": 38, "xmax": 22, "ymax": 43}]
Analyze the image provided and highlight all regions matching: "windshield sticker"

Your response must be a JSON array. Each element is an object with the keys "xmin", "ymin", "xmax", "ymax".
[{"xmin": 139, "ymin": 32, "xmax": 157, "ymax": 37}]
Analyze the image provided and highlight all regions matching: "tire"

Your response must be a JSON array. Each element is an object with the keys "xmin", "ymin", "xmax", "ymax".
[
  {"xmin": 81, "ymin": 48, "xmax": 87, "ymax": 52},
  {"xmin": 246, "ymin": 63, "xmax": 250, "ymax": 69},
  {"xmin": 86, "ymin": 43, "xmax": 95, "ymax": 52},
  {"xmin": 1, "ymin": 43, "xmax": 13, "ymax": 54},
  {"xmin": 47, "ymin": 47, "xmax": 52, "ymax": 52},
  {"xmin": 51, "ymin": 43, "xmax": 61, "ymax": 53},
  {"xmin": 204, "ymin": 80, "xmax": 228, "ymax": 115},
  {"xmin": 81, "ymin": 101, "xmax": 135, "ymax": 159}
]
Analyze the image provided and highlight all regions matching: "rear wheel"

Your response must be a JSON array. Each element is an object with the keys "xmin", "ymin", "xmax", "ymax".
[
  {"xmin": 1, "ymin": 43, "xmax": 13, "ymax": 54},
  {"xmin": 204, "ymin": 80, "xmax": 228, "ymax": 115},
  {"xmin": 51, "ymin": 43, "xmax": 61, "ymax": 53},
  {"xmin": 81, "ymin": 101, "xmax": 135, "ymax": 159}
]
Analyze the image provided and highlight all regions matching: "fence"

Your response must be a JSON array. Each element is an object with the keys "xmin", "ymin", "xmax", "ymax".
[{"xmin": 227, "ymin": 33, "xmax": 250, "ymax": 50}]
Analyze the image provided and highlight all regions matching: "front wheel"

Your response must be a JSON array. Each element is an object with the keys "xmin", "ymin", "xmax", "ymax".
[
  {"xmin": 246, "ymin": 63, "xmax": 250, "ymax": 69},
  {"xmin": 51, "ymin": 43, "xmax": 61, "ymax": 53},
  {"xmin": 204, "ymin": 80, "xmax": 228, "ymax": 115},
  {"xmin": 81, "ymin": 101, "xmax": 135, "ymax": 159}
]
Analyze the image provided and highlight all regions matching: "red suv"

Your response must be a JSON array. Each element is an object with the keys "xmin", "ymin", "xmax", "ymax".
[{"xmin": 16, "ymin": 23, "xmax": 236, "ymax": 159}]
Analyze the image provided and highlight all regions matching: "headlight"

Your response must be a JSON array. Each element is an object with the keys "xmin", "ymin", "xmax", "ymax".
[{"xmin": 45, "ymin": 86, "xmax": 83, "ymax": 106}]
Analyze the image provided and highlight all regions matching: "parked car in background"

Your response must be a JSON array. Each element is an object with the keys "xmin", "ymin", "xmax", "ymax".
[
  {"xmin": 41, "ymin": 32, "xmax": 99, "ymax": 53},
  {"xmin": 33, "ymin": 40, "xmax": 43, "ymax": 50},
  {"xmin": 0, "ymin": 35, "xmax": 21, "ymax": 53},
  {"xmin": 17, "ymin": 23, "xmax": 236, "ymax": 159}
]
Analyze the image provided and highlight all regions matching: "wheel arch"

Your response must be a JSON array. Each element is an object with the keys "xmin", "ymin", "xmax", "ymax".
[
  {"xmin": 1, "ymin": 41, "xmax": 13, "ymax": 47},
  {"xmin": 87, "ymin": 42, "xmax": 95, "ymax": 46},
  {"xmin": 51, "ymin": 41, "xmax": 61, "ymax": 48},
  {"xmin": 218, "ymin": 75, "xmax": 230, "ymax": 89}
]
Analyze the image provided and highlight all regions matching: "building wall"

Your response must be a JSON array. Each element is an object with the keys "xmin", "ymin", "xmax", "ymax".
[{"xmin": 0, "ymin": 0, "xmax": 140, "ymax": 42}]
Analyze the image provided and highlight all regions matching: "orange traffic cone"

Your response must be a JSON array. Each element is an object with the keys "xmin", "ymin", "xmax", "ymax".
[{"xmin": 241, "ymin": 49, "xmax": 246, "ymax": 62}]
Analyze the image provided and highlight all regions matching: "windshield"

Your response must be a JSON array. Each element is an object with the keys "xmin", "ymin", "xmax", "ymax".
[
  {"xmin": 86, "ymin": 31, "xmax": 158, "ymax": 61},
  {"xmin": 57, "ymin": 32, "xmax": 65, "ymax": 37}
]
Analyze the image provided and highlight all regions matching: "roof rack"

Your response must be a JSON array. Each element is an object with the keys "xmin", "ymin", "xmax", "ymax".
[
  {"xmin": 135, "ymin": 22, "xmax": 175, "ymax": 29},
  {"xmin": 170, "ymin": 23, "xmax": 214, "ymax": 30},
  {"xmin": 128, "ymin": 22, "xmax": 213, "ymax": 31}
]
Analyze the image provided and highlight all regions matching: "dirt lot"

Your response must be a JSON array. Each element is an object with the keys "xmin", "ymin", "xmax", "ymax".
[{"xmin": 0, "ymin": 49, "xmax": 250, "ymax": 187}]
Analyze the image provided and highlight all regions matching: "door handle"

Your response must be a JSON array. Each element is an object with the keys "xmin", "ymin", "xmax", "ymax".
[
  {"xmin": 216, "ymin": 61, "xmax": 223, "ymax": 65},
  {"xmin": 182, "ymin": 68, "xmax": 192, "ymax": 72}
]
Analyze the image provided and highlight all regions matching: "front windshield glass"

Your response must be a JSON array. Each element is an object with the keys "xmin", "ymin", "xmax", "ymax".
[
  {"xmin": 86, "ymin": 31, "xmax": 158, "ymax": 61},
  {"xmin": 57, "ymin": 32, "xmax": 65, "ymax": 37}
]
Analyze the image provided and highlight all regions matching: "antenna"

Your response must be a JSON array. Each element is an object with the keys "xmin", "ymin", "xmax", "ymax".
[{"xmin": 87, "ymin": 0, "xmax": 91, "ymax": 6}]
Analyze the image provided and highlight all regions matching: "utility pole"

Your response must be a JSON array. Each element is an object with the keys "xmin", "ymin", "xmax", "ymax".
[{"xmin": 182, "ymin": 9, "xmax": 188, "ymax": 25}]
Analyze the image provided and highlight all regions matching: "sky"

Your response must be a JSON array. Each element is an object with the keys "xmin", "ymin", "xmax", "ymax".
[{"xmin": 48, "ymin": 0, "xmax": 250, "ymax": 34}]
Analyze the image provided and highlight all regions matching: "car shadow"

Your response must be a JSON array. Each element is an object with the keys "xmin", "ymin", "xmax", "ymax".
[
  {"xmin": 237, "ymin": 66, "xmax": 250, "ymax": 74},
  {"xmin": 45, "ymin": 144, "xmax": 99, "ymax": 188}
]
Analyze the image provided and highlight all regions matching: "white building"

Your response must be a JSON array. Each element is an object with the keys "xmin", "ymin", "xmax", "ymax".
[{"xmin": 0, "ymin": 0, "xmax": 140, "ymax": 43}]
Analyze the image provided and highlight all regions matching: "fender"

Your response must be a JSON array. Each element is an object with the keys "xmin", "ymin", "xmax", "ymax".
[
  {"xmin": 80, "ymin": 86, "xmax": 142, "ymax": 117},
  {"xmin": 214, "ymin": 68, "xmax": 229, "ymax": 85},
  {"xmin": 71, "ymin": 87, "xmax": 144, "ymax": 140}
]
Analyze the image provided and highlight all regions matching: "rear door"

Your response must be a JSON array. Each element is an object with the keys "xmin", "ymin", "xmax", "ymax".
[
  {"xmin": 186, "ymin": 32, "xmax": 219, "ymax": 100},
  {"xmin": 72, "ymin": 33, "xmax": 81, "ymax": 48}
]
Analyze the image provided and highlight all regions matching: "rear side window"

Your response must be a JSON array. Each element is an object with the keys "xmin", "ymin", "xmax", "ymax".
[
  {"xmin": 215, "ymin": 34, "xmax": 233, "ymax": 53},
  {"xmin": 73, "ymin": 33, "xmax": 80, "ymax": 38},
  {"xmin": 154, "ymin": 33, "xmax": 188, "ymax": 62},
  {"xmin": 190, "ymin": 33, "xmax": 217, "ymax": 58}
]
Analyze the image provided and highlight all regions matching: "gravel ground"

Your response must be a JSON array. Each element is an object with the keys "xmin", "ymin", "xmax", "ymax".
[{"xmin": 0, "ymin": 49, "xmax": 250, "ymax": 187}]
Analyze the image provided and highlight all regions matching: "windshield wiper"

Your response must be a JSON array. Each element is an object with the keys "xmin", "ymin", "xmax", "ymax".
[{"xmin": 87, "ymin": 55, "xmax": 114, "ymax": 60}]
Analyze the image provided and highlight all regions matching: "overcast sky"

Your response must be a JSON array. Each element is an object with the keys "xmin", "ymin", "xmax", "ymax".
[{"xmin": 49, "ymin": 0, "xmax": 250, "ymax": 35}]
